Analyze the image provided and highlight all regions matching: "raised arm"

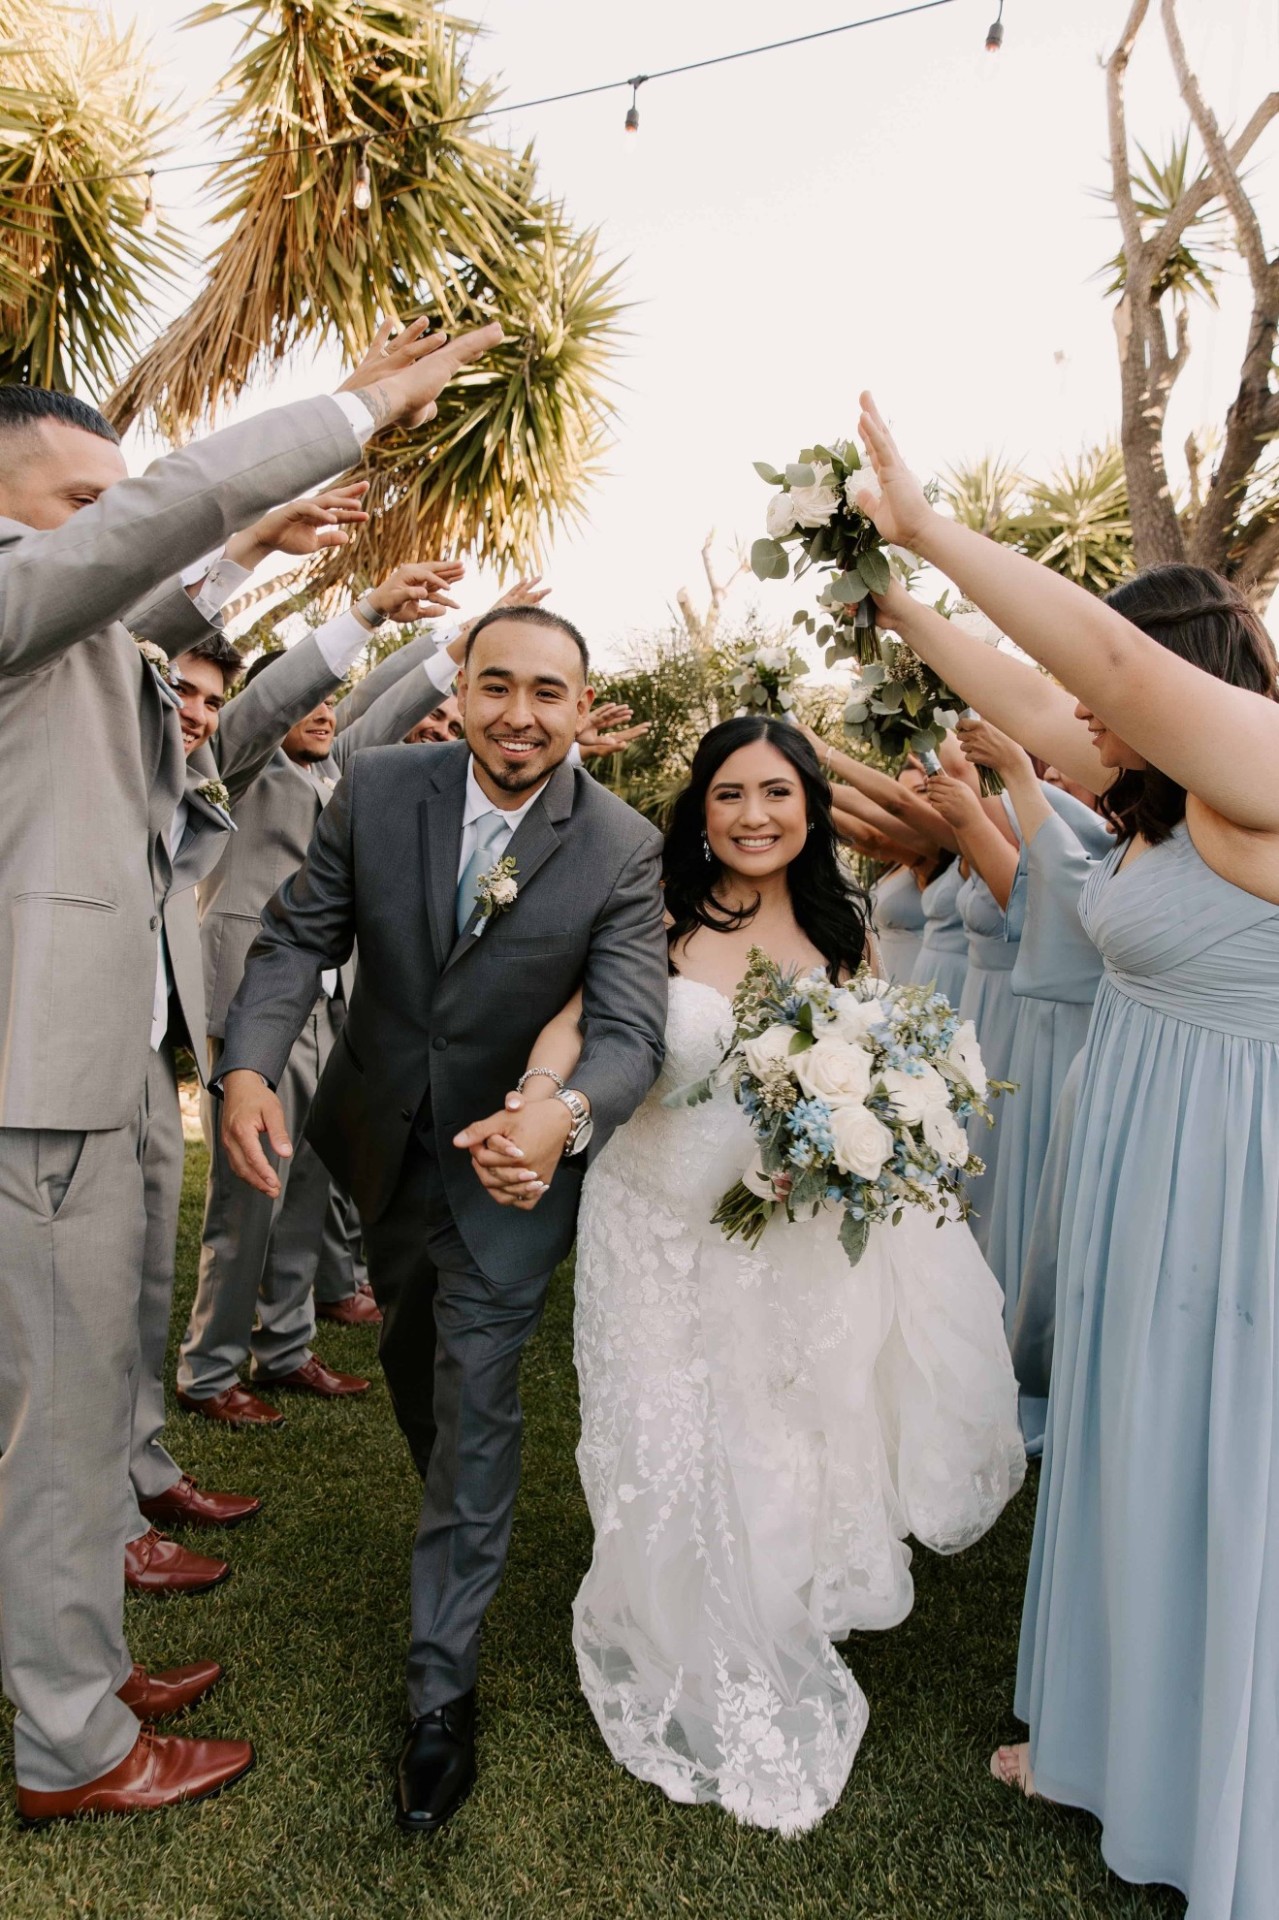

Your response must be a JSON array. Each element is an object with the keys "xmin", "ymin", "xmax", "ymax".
[
  {"xmin": 856, "ymin": 391, "xmax": 1279, "ymax": 832},
  {"xmin": 210, "ymin": 633, "xmax": 341, "ymax": 802},
  {"xmin": 956, "ymin": 716, "xmax": 1053, "ymax": 848},
  {"xmin": 924, "ymin": 771, "xmax": 1020, "ymax": 910}
]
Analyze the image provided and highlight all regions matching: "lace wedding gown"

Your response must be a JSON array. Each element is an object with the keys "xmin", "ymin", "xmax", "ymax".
[{"xmin": 572, "ymin": 976, "xmax": 1026, "ymax": 1835}]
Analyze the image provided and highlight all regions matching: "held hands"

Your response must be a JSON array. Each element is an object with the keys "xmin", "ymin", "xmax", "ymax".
[
  {"xmin": 220, "ymin": 1070, "xmax": 293, "ymax": 1199},
  {"xmin": 338, "ymin": 314, "xmax": 505, "ymax": 432},
  {"xmin": 454, "ymin": 1095, "xmax": 574, "ymax": 1210},
  {"xmin": 226, "ymin": 483, "xmax": 371, "ymax": 571},
  {"xmin": 363, "ymin": 559, "xmax": 465, "ymax": 626}
]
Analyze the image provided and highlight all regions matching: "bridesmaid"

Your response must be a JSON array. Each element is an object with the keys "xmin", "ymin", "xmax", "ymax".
[
  {"xmin": 853, "ymin": 389, "xmax": 1279, "ymax": 1918},
  {"xmin": 956, "ymin": 717, "xmax": 1112, "ymax": 1453},
  {"xmin": 921, "ymin": 769, "xmax": 1020, "ymax": 1256},
  {"xmin": 910, "ymin": 855, "xmax": 967, "ymax": 1007}
]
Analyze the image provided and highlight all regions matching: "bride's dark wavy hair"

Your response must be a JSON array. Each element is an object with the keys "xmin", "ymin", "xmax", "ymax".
[
  {"xmin": 664, "ymin": 716, "xmax": 870, "ymax": 980},
  {"xmin": 1098, "ymin": 564, "xmax": 1278, "ymax": 845}
]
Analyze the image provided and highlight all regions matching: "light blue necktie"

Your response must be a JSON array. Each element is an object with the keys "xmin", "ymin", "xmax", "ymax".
[{"xmin": 456, "ymin": 810, "xmax": 510, "ymax": 935}]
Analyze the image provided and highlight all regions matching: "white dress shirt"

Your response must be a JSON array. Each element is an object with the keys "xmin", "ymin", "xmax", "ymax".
[
  {"xmin": 151, "ymin": 799, "xmax": 190, "ymax": 1050},
  {"xmin": 458, "ymin": 755, "xmax": 549, "ymax": 884}
]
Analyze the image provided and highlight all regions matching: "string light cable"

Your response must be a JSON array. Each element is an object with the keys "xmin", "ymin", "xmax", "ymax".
[{"xmin": 55, "ymin": 0, "xmax": 1001, "ymax": 200}]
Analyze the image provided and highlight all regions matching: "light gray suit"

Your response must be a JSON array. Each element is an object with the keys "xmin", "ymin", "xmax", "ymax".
[
  {"xmin": 0, "ymin": 393, "xmax": 362, "ymax": 1792},
  {"xmin": 127, "ymin": 634, "xmax": 355, "ymax": 1517},
  {"xmin": 218, "ymin": 741, "xmax": 668, "ymax": 1714},
  {"xmin": 180, "ymin": 633, "xmax": 456, "ymax": 1395}
]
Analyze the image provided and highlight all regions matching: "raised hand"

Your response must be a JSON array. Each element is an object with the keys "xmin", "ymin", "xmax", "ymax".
[
  {"xmin": 924, "ymin": 769, "xmax": 986, "ymax": 830},
  {"xmin": 220, "ymin": 1070, "xmax": 293, "ymax": 1199},
  {"xmin": 853, "ymin": 391, "xmax": 936, "ymax": 552},
  {"xmin": 338, "ymin": 315, "xmax": 504, "ymax": 432},
  {"xmin": 490, "ymin": 575, "xmax": 551, "ymax": 615},
  {"xmin": 955, "ymin": 714, "xmax": 1032, "ymax": 779},
  {"xmin": 576, "ymin": 701, "xmax": 651, "ymax": 759},
  {"xmin": 364, "ymin": 559, "xmax": 465, "ymax": 625},
  {"xmin": 225, "ymin": 482, "xmax": 370, "ymax": 570}
]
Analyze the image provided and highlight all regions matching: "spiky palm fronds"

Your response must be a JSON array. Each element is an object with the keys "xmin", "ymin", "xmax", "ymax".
[
  {"xmin": 1016, "ymin": 443, "xmax": 1133, "ymax": 595},
  {"xmin": 1098, "ymin": 132, "xmax": 1231, "ymax": 306},
  {"xmin": 939, "ymin": 452, "xmax": 1024, "ymax": 540},
  {"xmin": 0, "ymin": 4, "xmax": 185, "ymax": 391},
  {"xmin": 311, "ymin": 212, "xmax": 624, "ymax": 582}
]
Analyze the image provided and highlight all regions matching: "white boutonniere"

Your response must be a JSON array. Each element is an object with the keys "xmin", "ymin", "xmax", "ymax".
[
  {"xmin": 474, "ymin": 854, "xmax": 519, "ymax": 933},
  {"xmin": 132, "ymin": 633, "xmax": 181, "ymax": 708},
  {"xmin": 194, "ymin": 778, "xmax": 236, "ymax": 829}
]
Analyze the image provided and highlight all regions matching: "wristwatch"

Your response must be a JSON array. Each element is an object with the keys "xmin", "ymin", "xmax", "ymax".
[
  {"xmin": 555, "ymin": 1088, "xmax": 594, "ymax": 1157},
  {"xmin": 355, "ymin": 592, "xmax": 388, "ymax": 629}
]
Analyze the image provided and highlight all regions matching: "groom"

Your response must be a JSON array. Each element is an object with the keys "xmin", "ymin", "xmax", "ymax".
[{"xmin": 217, "ymin": 604, "xmax": 668, "ymax": 1831}]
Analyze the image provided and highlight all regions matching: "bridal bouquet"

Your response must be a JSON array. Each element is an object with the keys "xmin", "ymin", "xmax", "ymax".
[
  {"xmin": 749, "ymin": 439, "xmax": 889, "ymax": 671},
  {"xmin": 730, "ymin": 640, "xmax": 809, "ymax": 717},
  {"xmin": 667, "ymin": 950, "xmax": 999, "ymax": 1269}
]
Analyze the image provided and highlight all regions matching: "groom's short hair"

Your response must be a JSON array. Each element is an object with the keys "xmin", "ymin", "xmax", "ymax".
[{"xmin": 464, "ymin": 604, "xmax": 590, "ymax": 682}]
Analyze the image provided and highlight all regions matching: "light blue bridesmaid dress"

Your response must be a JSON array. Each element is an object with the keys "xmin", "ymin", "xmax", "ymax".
[
  {"xmin": 909, "ymin": 859, "xmax": 967, "ymax": 1010},
  {"xmin": 871, "ymin": 865, "xmax": 925, "ymax": 984},
  {"xmin": 956, "ymin": 865, "xmax": 1021, "ymax": 1255},
  {"xmin": 1015, "ymin": 822, "xmax": 1279, "ymax": 1915},
  {"xmin": 986, "ymin": 790, "xmax": 1113, "ymax": 1453}
]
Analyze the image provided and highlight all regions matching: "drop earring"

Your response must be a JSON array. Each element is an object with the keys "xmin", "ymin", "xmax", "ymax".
[{"xmin": 702, "ymin": 830, "xmax": 713, "ymax": 862}]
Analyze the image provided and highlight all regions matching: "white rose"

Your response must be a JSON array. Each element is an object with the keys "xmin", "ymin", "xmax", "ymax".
[
  {"xmin": 793, "ymin": 1036, "xmax": 873, "ymax": 1107},
  {"xmin": 946, "ymin": 1020, "xmax": 988, "ymax": 1099},
  {"xmin": 879, "ymin": 1064, "xmax": 949, "ymax": 1125},
  {"xmin": 828, "ymin": 995, "xmax": 888, "ymax": 1048},
  {"xmin": 923, "ymin": 1104, "xmax": 970, "ymax": 1168},
  {"xmin": 758, "ymin": 645, "xmax": 789, "ymax": 672},
  {"xmin": 789, "ymin": 479, "xmax": 840, "ymax": 529},
  {"xmin": 849, "ymin": 471, "xmax": 881, "ymax": 512},
  {"xmin": 740, "ymin": 1023, "xmax": 797, "ymax": 1077},
  {"xmin": 829, "ymin": 1103, "xmax": 894, "ymax": 1180},
  {"xmin": 765, "ymin": 492, "xmax": 798, "ymax": 538},
  {"xmin": 488, "ymin": 876, "xmax": 518, "ymax": 907}
]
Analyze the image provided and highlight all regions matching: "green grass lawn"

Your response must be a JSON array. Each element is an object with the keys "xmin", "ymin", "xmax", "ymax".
[{"xmin": 0, "ymin": 1142, "xmax": 1184, "ymax": 1920}]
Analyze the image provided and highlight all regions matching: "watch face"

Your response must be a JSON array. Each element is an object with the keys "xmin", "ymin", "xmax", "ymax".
[{"xmin": 567, "ymin": 1115, "xmax": 594, "ymax": 1156}]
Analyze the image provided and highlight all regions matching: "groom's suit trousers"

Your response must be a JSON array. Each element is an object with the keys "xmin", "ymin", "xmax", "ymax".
[
  {"xmin": 0, "ymin": 1121, "xmax": 145, "ymax": 1791},
  {"xmin": 363, "ymin": 1128, "xmax": 555, "ymax": 1715}
]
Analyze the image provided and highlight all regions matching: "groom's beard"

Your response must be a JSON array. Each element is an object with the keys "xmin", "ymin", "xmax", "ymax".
[{"xmin": 472, "ymin": 728, "xmax": 565, "ymax": 794}]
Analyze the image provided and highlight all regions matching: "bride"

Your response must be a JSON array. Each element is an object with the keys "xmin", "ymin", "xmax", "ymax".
[{"xmin": 484, "ymin": 716, "xmax": 1024, "ymax": 1834}]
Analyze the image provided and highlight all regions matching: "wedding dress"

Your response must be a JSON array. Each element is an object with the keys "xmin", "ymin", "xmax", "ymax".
[{"xmin": 572, "ymin": 975, "xmax": 1026, "ymax": 1835}]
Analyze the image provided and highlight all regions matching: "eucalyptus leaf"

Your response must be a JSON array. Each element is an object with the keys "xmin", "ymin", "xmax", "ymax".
[
  {"xmin": 831, "ymin": 571, "xmax": 869, "ymax": 607},
  {"xmin": 857, "ymin": 547, "xmax": 892, "ymax": 595},
  {"xmin": 859, "ymin": 661, "xmax": 887, "ymax": 687},
  {"xmin": 753, "ymin": 461, "xmax": 784, "ymax": 485},
  {"xmin": 839, "ymin": 1211, "xmax": 870, "ymax": 1268},
  {"xmin": 785, "ymin": 463, "xmax": 816, "ymax": 489},
  {"xmin": 750, "ymin": 538, "xmax": 790, "ymax": 582}
]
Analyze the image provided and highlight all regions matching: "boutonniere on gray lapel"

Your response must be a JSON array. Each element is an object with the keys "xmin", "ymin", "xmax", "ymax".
[
  {"xmin": 194, "ymin": 778, "xmax": 236, "ymax": 828},
  {"xmin": 473, "ymin": 855, "xmax": 519, "ymax": 935},
  {"xmin": 132, "ymin": 633, "xmax": 181, "ymax": 708}
]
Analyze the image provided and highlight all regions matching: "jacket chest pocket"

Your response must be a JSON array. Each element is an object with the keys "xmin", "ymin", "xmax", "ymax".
[{"xmin": 480, "ymin": 933, "xmax": 578, "ymax": 960}]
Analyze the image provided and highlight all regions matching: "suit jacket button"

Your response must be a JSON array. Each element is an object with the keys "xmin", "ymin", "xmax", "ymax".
[
  {"xmin": 400, "ymin": 1107, "xmax": 412, "ymax": 1121},
  {"xmin": 433, "ymin": 1036, "xmax": 448, "ymax": 1052}
]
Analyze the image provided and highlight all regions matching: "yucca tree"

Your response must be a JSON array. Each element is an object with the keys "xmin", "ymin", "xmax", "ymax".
[
  {"xmin": 942, "ymin": 444, "xmax": 1134, "ymax": 595},
  {"xmin": 0, "ymin": 3, "xmax": 185, "ymax": 389},
  {"xmin": 106, "ymin": 0, "xmax": 624, "ymax": 577}
]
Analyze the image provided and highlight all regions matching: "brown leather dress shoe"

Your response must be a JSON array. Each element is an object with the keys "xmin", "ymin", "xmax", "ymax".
[
  {"xmin": 118, "ymin": 1660, "xmax": 223, "ymax": 1720},
  {"xmin": 124, "ymin": 1528, "xmax": 230, "ymax": 1596},
  {"xmin": 176, "ymin": 1384, "xmax": 285, "ymax": 1429},
  {"xmin": 17, "ymin": 1729, "xmax": 254, "ymax": 1825},
  {"xmin": 139, "ymin": 1475, "xmax": 263, "ymax": 1529},
  {"xmin": 315, "ymin": 1289, "xmax": 383, "ymax": 1328},
  {"xmin": 254, "ymin": 1355, "xmax": 370, "ymax": 1398}
]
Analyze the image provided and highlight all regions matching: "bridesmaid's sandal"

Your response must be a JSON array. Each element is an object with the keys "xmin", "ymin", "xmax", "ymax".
[{"xmin": 989, "ymin": 1743, "xmax": 1036, "ymax": 1797}]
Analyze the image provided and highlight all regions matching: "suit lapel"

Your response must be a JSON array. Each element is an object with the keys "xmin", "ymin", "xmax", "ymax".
[
  {"xmin": 442, "ymin": 756, "xmax": 576, "ymax": 975},
  {"xmin": 420, "ymin": 743, "xmax": 470, "ymax": 971}
]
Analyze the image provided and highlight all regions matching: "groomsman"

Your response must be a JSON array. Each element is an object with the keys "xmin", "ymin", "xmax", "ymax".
[
  {"xmin": 0, "ymin": 314, "xmax": 504, "ymax": 1822},
  {"xmin": 177, "ymin": 606, "xmax": 469, "ymax": 1423}
]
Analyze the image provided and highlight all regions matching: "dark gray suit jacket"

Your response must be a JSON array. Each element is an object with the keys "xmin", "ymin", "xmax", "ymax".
[{"xmin": 219, "ymin": 742, "xmax": 668, "ymax": 1282}]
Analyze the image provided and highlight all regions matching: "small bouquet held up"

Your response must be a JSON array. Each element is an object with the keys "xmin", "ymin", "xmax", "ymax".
[
  {"xmin": 666, "ymin": 950, "xmax": 1000, "ymax": 1269},
  {"xmin": 841, "ymin": 595, "xmax": 1005, "ymax": 796},
  {"xmin": 730, "ymin": 640, "xmax": 809, "ymax": 718},
  {"xmin": 749, "ymin": 439, "xmax": 891, "ymax": 672}
]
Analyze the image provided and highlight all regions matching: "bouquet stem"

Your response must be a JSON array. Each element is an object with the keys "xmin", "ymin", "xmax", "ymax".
[{"xmin": 711, "ymin": 1180, "xmax": 774, "ymax": 1249}]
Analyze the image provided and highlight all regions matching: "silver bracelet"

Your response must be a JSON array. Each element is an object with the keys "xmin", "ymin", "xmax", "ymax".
[{"xmin": 515, "ymin": 1066, "xmax": 565, "ymax": 1095}]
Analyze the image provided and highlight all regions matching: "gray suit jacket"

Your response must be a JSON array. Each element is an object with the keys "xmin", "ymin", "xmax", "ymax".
[
  {"xmin": 219, "ymin": 742, "xmax": 668, "ymax": 1283},
  {"xmin": 0, "ymin": 389, "xmax": 359, "ymax": 1131},
  {"xmin": 196, "ymin": 632, "xmax": 451, "ymax": 1039},
  {"xmin": 161, "ymin": 632, "xmax": 360, "ymax": 1079}
]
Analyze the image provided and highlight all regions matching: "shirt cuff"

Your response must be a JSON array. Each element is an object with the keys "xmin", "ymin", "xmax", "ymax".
[
  {"xmin": 424, "ymin": 646, "xmax": 459, "ymax": 695},
  {"xmin": 313, "ymin": 607, "xmax": 372, "ymax": 676},
  {"xmin": 190, "ymin": 554, "xmax": 253, "ymax": 618},
  {"xmin": 328, "ymin": 390, "xmax": 377, "ymax": 446}
]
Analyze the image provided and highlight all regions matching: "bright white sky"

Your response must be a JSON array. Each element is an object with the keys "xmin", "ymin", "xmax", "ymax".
[{"xmin": 123, "ymin": 0, "xmax": 1277, "ymax": 664}]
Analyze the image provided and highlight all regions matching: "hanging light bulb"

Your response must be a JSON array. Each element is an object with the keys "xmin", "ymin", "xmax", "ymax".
[
  {"xmin": 985, "ymin": 2, "xmax": 1005, "ymax": 51},
  {"xmin": 624, "ymin": 76, "xmax": 646, "ymax": 135},
  {"xmin": 352, "ymin": 146, "xmax": 373, "ymax": 212},
  {"xmin": 141, "ymin": 169, "xmax": 158, "ymax": 237}
]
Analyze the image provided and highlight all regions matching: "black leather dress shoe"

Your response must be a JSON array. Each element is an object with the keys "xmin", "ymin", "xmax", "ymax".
[{"xmin": 395, "ymin": 1690, "xmax": 476, "ymax": 1835}]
